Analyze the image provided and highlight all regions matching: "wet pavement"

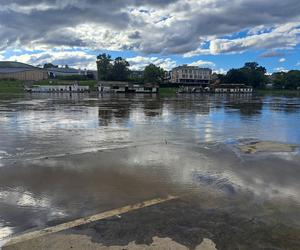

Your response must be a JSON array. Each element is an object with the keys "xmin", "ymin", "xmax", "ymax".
[{"xmin": 0, "ymin": 93, "xmax": 300, "ymax": 249}]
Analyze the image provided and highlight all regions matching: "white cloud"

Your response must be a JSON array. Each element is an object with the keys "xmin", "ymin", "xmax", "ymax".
[
  {"xmin": 213, "ymin": 68, "xmax": 227, "ymax": 74},
  {"xmin": 279, "ymin": 58, "xmax": 286, "ymax": 62},
  {"xmin": 127, "ymin": 56, "xmax": 176, "ymax": 70},
  {"xmin": 185, "ymin": 22, "xmax": 300, "ymax": 56},
  {"xmin": 4, "ymin": 51, "xmax": 177, "ymax": 71},
  {"xmin": 0, "ymin": 0, "xmax": 300, "ymax": 56},
  {"xmin": 188, "ymin": 60, "xmax": 215, "ymax": 67},
  {"xmin": 274, "ymin": 67, "xmax": 288, "ymax": 72},
  {"xmin": 5, "ymin": 50, "xmax": 96, "ymax": 69}
]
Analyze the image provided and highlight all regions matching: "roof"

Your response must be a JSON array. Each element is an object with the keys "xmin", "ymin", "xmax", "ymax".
[
  {"xmin": 217, "ymin": 84, "xmax": 252, "ymax": 88},
  {"xmin": 0, "ymin": 68, "xmax": 43, "ymax": 74},
  {"xmin": 0, "ymin": 61, "xmax": 44, "ymax": 74},
  {"xmin": 0, "ymin": 61, "xmax": 36, "ymax": 69},
  {"xmin": 172, "ymin": 65, "xmax": 212, "ymax": 71}
]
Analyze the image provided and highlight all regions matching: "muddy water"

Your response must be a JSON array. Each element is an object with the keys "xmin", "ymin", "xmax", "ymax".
[{"xmin": 0, "ymin": 93, "xmax": 300, "ymax": 245}]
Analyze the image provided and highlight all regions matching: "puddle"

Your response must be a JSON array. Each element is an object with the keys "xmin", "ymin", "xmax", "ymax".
[{"xmin": 238, "ymin": 141, "xmax": 298, "ymax": 154}]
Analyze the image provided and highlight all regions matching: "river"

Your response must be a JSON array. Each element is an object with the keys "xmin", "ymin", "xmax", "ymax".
[{"xmin": 0, "ymin": 93, "xmax": 299, "ymax": 247}]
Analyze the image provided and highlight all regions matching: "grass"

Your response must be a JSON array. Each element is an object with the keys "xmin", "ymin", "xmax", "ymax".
[
  {"xmin": 159, "ymin": 87, "xmax": 178, "ymax": 96},
  {"xmin": 0, "ymin": 80, "xmax": 25, "ymax": 93},
  {"xmin": 0, "ymin": 79, "xmax": 99, "ymax": 93}
]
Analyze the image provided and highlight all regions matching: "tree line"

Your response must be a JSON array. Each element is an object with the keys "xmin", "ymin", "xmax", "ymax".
[
  {"xmin": 216, "ymin": 62, "xmax": 300, "ymax": 90},
  {"xmin": 96, "ymin": 53, "xmax": 165, "ymax": 83}
]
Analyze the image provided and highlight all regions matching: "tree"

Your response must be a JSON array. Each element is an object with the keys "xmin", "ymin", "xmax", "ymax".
[
  {"xmin": 223, "ymin": 62, "xmax": 268, "ymax": 89},
  {"xmin": 241, "ymin": 62, "xmax": 267, "ymax": 88},
  {"xmin": 224, "ymin": 69, "xmax": 247, "ymax": 84},
  {"xmin": 144, "ymin": 64, "xmax": 165, "ymax": 83},
  {"xmin": 272, "ymin": 70, "xmax": 300, "ymax": 90},
  {"xmin": 96, "ymin": 53, "xmax": 112, "ymax": 81},
  {"xmin": 111, "ymin": 57, "xmax": 130, "ymax": 81},
  {"xmin": 43, "ymin": 63, "xmax": 58, "ymax": 69},
  {"xmin": 272, "ymin": 72, "xmax": 286, "ymax": 89}
]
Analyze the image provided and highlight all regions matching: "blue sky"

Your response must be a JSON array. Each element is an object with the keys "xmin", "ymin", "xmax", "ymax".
[{"xmin": 0, "ymin": 0, "xmax": 299, "ymax": 73}]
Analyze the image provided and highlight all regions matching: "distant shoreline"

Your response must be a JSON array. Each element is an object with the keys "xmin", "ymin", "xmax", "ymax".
[{"xmin": 1, "ymin": 80, "xmax": 300, "ymax": 95}]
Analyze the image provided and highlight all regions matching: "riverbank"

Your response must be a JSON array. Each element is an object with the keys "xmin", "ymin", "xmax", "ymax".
[
  {"xmin": 159, "ymin": 87, "xmax": 178, "ymax": 96},
  {"xmin": 2, "ymin": 80, "xmax": 300, "ymax": 96},
  {"xmin": 4, "ymin": 195, "xmax": 300, "ymax": 250},
  {"xmin": 0, "ymin": 81, "xmax": 24, "ymax": 93},
  {"xmin": 0, "ymin": 80, "xmax": 98, "ymax": 93}
]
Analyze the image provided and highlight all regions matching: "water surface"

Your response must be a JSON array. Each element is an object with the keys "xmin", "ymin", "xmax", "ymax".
[{"xmin": 0, "ymin": 93, "xmax": 299, "ymax": 244}]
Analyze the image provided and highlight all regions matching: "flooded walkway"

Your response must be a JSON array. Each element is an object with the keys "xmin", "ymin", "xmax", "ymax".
[{"xmin": 0, "ymin": 93, "xmax": 300, "ymax": 249}]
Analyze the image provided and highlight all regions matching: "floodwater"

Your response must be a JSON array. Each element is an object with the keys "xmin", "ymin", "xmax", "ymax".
[{"xmin": 0, "ymin": 93, "xmax": 300, "ymax": 246}]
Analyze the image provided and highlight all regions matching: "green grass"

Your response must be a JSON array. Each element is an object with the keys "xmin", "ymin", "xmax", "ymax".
[
  {"xmin": 0, "ymin": 80, "xmax": 25, "ymax": 93},
  {"xmin": 0, "ymin": 79, "xmax": 99, "ymax": 93},
  {"xmin": 159, "ymin": 87, "xmax": 178, "ymax": 96}
]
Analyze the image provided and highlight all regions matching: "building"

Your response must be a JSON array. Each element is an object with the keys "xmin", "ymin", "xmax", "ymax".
[
  {"xmin": 47, "ymin": 68, "xmax": 97, "ymax": 79},
  {"xmin": 170, "ymin": 65, "xmax": 212, "ymax": 85},
  {"xmin": 25, "ymin": 83, "xmax": 89, "ymax": 93},
  {"xmin": 213, "ymin": 84, "xmax": 253, "ymax": 93},
  {"xmin": 0, "ymin": 61, "xmax": 48, "ymax": 81},
  {"xmin": 130, "ymin": 70, "xmax": 144, "ymax": 79}
]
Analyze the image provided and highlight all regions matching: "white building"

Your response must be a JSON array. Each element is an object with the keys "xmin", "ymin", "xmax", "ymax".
[
  {"xmin": 214, "ymin": 84, "xmax": 253, "ymax": 93},
  {"xmin": 170, "ymin": 65, "xmax": 212, "ymax": 85},
  {"xmin": 47, "ymin": 68, "xmax": 97, "ymax": 80},
  {"xmin": 26, "ymin": 84, "xmax": 89, "ymax": 93}
]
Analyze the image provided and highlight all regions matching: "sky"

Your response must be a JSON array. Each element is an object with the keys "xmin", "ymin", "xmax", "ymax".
[{"xmin": 0, "ymin": 0, "xmax": 299, "ymax": 73}]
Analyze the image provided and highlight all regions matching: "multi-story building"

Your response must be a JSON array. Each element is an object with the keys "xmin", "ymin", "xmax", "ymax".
[{"xmin": 170, "ymin": 65, "xmax": 212, "ymax": 85}]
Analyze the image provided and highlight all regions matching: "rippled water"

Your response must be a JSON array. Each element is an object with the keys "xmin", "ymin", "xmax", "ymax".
[{"xmin": 0, "ymin": 93, "xmax": 300, "ymax": 242}]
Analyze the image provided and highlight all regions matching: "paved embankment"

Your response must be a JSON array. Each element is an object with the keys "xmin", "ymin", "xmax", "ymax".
[{"xmin": 3, "ymin": 195, "xmax": 300, "ymax": 250}]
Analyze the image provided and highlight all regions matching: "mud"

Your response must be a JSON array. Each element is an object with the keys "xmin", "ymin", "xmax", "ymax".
[
  {"xmin": 238, "ymin": 141, "xmax": 298, "ymax": 154},
  {"xmin": 4, "ymin": 234, "xmax": 217, "ymax": 250}
]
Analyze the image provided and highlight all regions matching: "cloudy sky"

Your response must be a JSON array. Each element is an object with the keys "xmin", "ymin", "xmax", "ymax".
[{"xmin": 0, "ymin": 0, "xmax": 299, "ymax": 73}]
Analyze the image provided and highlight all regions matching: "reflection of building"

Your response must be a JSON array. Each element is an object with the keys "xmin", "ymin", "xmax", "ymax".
[
  {"xmin": 0, "ymin": 61, "xmax": 48, "ymax": 81},
  {"xmin": 98, "ymin": 81, "xmax": 158, "ymax": 93},
  {"xmin": 170, "ymin": 65, "xmax": 212, "ymax": 85}
]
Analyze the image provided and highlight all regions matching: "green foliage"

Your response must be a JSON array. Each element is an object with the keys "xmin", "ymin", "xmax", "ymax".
[
  {"xmin": 225, "ymin": 69, "xmax": 247, "ymax": 84},
  {"xmin": 159, "ymin": 87, "xmax": 178, "ymax": 95},
  {"xmin": 111, "ymin": 57, "xmax": 130, "ymax": 81},
  {"xmin": 222, "ymin": 62, "xmax": 268, "ymax": 89},
  {"xmin": 96, "ymin": 53, "xmax": 112, "ymax": 81},
  {"xmin": 96, "ymin": 54, "xmax": 130, "ymax": 81},
  {"xmin": 43, "ymin": 63, "xmax": 58, "ymax": 69},
  {"xmin": 272, "ymin": 70, "xmax": 300, "ymax": 90},
  {"xmin": 144, "ymin": 64, "xmax": 165, "ymax": 83}
]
